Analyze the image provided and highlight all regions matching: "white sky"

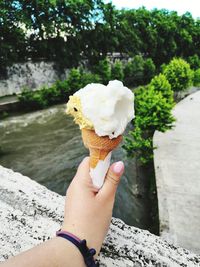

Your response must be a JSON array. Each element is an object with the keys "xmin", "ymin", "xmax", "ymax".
[{"xmin": 104, "ymin": 0, "xmax": 200, "ymax": 18}]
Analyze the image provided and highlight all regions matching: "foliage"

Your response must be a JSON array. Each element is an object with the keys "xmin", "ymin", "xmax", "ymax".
[
  {"xmin": 187, "ymin": 54, "xmax": 200, "ymax": 70},
  {"xmin": 19, "ymin": 80, "xmax": 70, "ymax": 110},
  {"xmin": 0, "ymin": 1, "xmax": 27, "ymax": 76},
  {"xmin": 149, "ymin": 74, "xmax": 174, "ymax": 103},
  {"xmin": 124, "ymin": 74, "xmax": 175, "ymax": 163},
  {"xmin": 19, "ymin": 89, "xmax": 48, "ymax": 110},
  {"xmin": 143, "ymin": 59, "xmax": 156, "ymax": 84},
  {"xmin": 67, "ymin": 68, "xmax": 83, "ymax": 93},
  {"xmin": 18, "ymin": 69, "xmax": 102, "ymax": 109},
  {"xmin": 1, "ymin": 2, "xmax": 200, "ymax": 74},
  {"xmin": 124, "ymin": 55, "xmax": 145, "ymax": 87},
  {"xmin": 193, "ymin": 69, "xmax": 200, "ymax": 86},
  {"xmin": 41, "ymin": 81, "xmax": 68, "ymax": 105},
  {"xmin": 111, "ymin": 60, "xmax": 124, "ymax": 81},
  {"xmin": 80, "ymin": 69, "xmax": 101, "ymax": 87},
  {"xmin": 124, "ymin": 123, "xmax": 154, "ymax": 163},
  {"xmin": 163, "ymin": 58, "xmax": 193, "ymax": 92},
  {"xmin": 93, "ymin": 58, "xmax": 111, "ymax": 84},
  {"xmin": 124, "ymin": 55, "xmax": 156, "ymax": 87}
]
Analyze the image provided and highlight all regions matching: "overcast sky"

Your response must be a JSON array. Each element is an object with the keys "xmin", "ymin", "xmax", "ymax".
[{"xmin": 104, "ymin": 0, "xmax": 200, "ymax": 18}]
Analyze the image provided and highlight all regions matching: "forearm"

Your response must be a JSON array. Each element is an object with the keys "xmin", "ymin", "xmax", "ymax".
[{"xmin": 1, "ymin": 237, "xmax": 85, "ymax": 267}]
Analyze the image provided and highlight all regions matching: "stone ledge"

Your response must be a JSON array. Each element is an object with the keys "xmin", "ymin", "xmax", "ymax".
[{"xmin": 0, "ymin": 165, "xmax": 199, "ymax": 266}]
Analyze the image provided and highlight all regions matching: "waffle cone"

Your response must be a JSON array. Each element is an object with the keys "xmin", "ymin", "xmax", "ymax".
[{"xmin": 81, "ymin": 129, "xmax": 122, "ymax": 168}]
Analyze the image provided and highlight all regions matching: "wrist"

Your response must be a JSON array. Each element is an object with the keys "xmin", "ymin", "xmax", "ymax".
[
  {"xmin": 62, "ymin": 223, "xmax": 103, "ymax": 256},
  {"xmin": 56, "ymin": 230, "xmax": 98, "ymax": 267},
  {"xmin": 61, "ymin": 224, "xmax": 91, "ymax": 247},
  {"xmin": 54, "ymin": 237, "xmax": 86, "ymax": 267}
]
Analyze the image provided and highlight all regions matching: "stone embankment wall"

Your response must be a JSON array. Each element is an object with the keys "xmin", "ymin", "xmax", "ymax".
[
  {"xmin": 154, "ymin": 91, "xmax": 200, "ymax": 254},
  {"xmin": 0, "ymin": 166, "xmax": 199, "ymax": 266},
  {"xmin": 0, "ymin": 61, "xmax": 68, "ymax": 97}
]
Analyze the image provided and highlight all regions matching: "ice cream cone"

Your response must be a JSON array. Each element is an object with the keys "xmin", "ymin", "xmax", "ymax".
[{"xmin": 81, "ymin": 128, "xmax": 122, "ymax": 188}]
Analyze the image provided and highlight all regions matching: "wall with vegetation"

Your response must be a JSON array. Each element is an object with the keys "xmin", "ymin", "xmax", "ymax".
[
  {"xmin": 0, "ymin": 61, "xmax": 67, "ymax": 97},
  {"xmin": 1, "ymin": 1, "xmax": 200, "ymax": 77}
]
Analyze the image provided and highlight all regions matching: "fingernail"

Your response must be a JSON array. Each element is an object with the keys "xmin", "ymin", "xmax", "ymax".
[{"xmin": 113, "ymin": 161, "xmax": 124, "ymax": 174}]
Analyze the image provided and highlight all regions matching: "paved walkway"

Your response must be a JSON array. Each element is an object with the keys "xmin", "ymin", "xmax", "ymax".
[{"xmin": 154, "ymin": 91, "xmax": 200, "ymax": 254}]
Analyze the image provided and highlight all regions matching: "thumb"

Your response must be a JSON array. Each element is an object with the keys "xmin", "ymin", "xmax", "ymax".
[
  {"xmin": 75, "ymin": 156, "xmax": 90, "ymax": 180},
  {"xmin": 98, "ymin": 161, "xmax": 124, "ymax": 199},
  {"xmin": 74, "ymin": 157, "xmax": 99, "ymax": 193}
]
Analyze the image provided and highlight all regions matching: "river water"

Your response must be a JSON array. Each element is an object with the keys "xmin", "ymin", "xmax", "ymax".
[{"xmin": 0, "ymin": 104, "xmax": 151, "ymax": 229}]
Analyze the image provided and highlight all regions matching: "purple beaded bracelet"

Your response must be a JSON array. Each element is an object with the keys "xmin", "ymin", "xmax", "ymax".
[{"xmin": 56, "ymin": 230, "xmax": 98, "ymax": 267}]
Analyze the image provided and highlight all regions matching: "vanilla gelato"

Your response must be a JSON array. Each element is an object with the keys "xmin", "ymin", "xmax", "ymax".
[{"xmin": 66, "ymin": 80, "xmax": 134, "ymax": 138}]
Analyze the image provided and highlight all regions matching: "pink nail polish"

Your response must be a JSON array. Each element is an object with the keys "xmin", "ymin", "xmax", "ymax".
[{"xmin": 113, "ymin": 161, "xmax": 124, "ymax": 174}]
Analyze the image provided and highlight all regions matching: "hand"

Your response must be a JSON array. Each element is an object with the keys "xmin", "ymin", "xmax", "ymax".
[
  {"xmin": 1, "ymin": 157, "xmax": 124, "ymax": 267},
  {"xmin": 62, "ymin": 157, "xmax": 124, "ymax": 255}
]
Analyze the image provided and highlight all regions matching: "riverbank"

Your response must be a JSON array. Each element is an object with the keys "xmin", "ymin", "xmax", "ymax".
[
  {"xmin": 1, "ymin": 165, "xmax": 199, "ymax": 266},
  {"xmin": 0, "ymin": 95, "xmax": 20, "ymax": 116}
]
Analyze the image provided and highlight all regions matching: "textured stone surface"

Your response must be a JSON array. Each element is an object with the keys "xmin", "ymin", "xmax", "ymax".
[
  {"xmin": 0, "ymin": 61, "xmax": 69, "ymax": 97},
  {"xmin": 0, "ymin": 166, "xmax": 199, "ymax": 266},
  {"xmin": 154, "ymin": 91, "xmax": 200, "ymax": 254}
]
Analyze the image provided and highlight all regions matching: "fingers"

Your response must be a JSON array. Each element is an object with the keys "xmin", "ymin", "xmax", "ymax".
[
  {"xmin": 98, "ymin": 161, "xmax": 124, "ymax": 199},
  {"xmin": 75, "ymin": 157, "xmax": 90, "ymax": 180}
]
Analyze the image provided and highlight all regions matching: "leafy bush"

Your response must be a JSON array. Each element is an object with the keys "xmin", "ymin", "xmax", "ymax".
[
  {"xmin": 149, "ymin": 74, "xmax": 174, "ymax": 103},
  {"xmin": 124, "ymin": 75, "xmax": 175, "ymax": 163},
  {"xmin": 143, "ymin": 58, "xmax": 156, "ymax": 84},
  {"xmin": 163, "ymin": 58, "xmax": 193, "ymax": 92},
  {"xmin": 193, "ymin": 68, "xmax": 200, "ymax": 86},
  {"xmin": 80, "ymin": 69, "xmax": 101, "ymax": 87},
  {"xmin": 18, "ymin": 80, "xmax": 69, "ymax": 109},
  {"xmin": 18, "ymin": 68, "xmax": 102, "ymax": 110},
  {"xmin": 111, "ymin": 60, "xmax": 124, "ymax": 81},
  {"xmin": 41, "ymin": 85, "xmax": 63, "ymax": 105},
  {"xmin": 54, "ymin": 79, "xmax": 69, "ymax": 96},
  {"xmin": 19, "ymin": 89, "xmax": 48, "ymax": 110},
  {"xmin": 94, "ymin": 58, "xmax": 111, "ymax": 84},
  {"xmin": 124, "ymin": 55, "xmax": 156, "ymax": 87},
  {"xmin": 67, "ymin": 68, "xmax": 101, "ymax": 91},
  {"xmin": 124, "ymin": 55, "xmax": 145, "ymax": 87},
  {"xmin": 67, "ymin": 68, "xmax": 83, "ymax": 93},
  {"xmin": 187, "ymin": 54, "xmax": 200, "ymax": 70}
]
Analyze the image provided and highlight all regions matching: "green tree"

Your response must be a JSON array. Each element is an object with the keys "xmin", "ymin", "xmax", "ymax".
[
  {"xmin": 124, "ymin": 55, "xmax": 145, "ymax": 87},
  {"xmin": 2, "ymin": 2, "xmax": 200, "ymax": 75},
  {"xmin": 94, "ymin": 58, "xmax": 111, "ymax": 84},
  {"xmin": 114, "ymin": 9, "xmax": 142, "ymax": 55},
  {"xmin": 0, "ymin": 0, "xmax": 27, "ymax": 76},
  {"xmin": 143, "ymin": 58, "xmax": 156, "ymax": 84},
  {"xmin": 163, "ymin": 58, "xmax": 193, "ymax": 91},
  {"xmin": 123, "ymin": 55, "xmax": 156, "ymax": 87},
  {"xmin": 111, "ymin": 60, "xmax": 124, "ymax": 81},
  {"xmin": 175, "ymin": 12, "xmax": 195, "ymax": 58}
]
